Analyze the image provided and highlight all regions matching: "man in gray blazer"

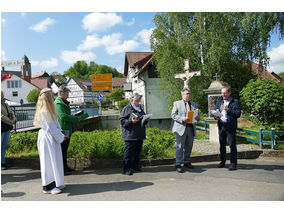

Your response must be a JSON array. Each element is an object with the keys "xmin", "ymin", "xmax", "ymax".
[{"xmin": 171, "ymin": 88, "xmax": 200, "ymax": 173}]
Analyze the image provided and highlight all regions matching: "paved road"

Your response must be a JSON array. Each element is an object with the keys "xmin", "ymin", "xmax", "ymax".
[{"xmin": 1, "ymin": 158, "xmax": 284, "ymax": 201}]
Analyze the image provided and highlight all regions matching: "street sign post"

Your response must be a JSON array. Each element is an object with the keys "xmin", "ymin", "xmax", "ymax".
[{"xmin": 92, "ymin": 73, "xmax": 112, "ymax": 91}]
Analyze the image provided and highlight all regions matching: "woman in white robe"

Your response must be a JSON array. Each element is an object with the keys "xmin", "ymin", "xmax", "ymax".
[{"xmin": 34, "ymin": 88, "xmax": 68, "ymax": 194}]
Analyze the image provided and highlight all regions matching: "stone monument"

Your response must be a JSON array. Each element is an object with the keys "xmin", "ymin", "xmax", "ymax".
[{"xmin": 203, "ymin": 78, "xmax": 227, "ymax": 144}]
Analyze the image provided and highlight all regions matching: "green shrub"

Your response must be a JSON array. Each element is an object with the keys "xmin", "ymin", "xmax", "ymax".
[
  {"xmin": 240, "ymin": 79, "xmax": 284, "ymax": 129},
  {"xmin": 7, "ymin": 131, "xmax": 38, "ymax": 155},
  {"xmin": 118, "ymin": 99, "xmax": 130, "ymax": 111}
]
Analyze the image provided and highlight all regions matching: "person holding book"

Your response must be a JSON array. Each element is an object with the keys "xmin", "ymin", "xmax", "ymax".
[
  {"xmin": 54, "ymin": 85, "xmax": 88, "ymax": 175},
  {"xmin": 34, "ymin": 88, "xmax": 68, "ymax": 194},
  {"xmin": 214, "ymin": 86, "xmax": 241, "ymax": 171},
  {"xmin": 119, "ymin": 93, "xmax": 150, "ymax": 175},
  {"xmin": 171, "ymin": 88, "xmax": 200, "ymax": 173}
]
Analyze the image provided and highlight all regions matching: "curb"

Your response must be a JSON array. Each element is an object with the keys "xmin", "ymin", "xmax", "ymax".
[{"xmin": 6, "ymin": 150, "xmax": 272, "ymax": 171}]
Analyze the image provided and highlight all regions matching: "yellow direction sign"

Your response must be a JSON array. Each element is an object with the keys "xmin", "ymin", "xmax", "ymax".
[
  {"xmin": 92, "ymin": 74, "xmax": 112, "ymax": 82},
  {"xmin": 92, "ymin": 82, "xmax": 112, "ymax": 91}
]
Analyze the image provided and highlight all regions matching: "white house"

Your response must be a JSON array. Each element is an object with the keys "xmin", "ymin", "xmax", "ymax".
[
  {"xmin": 1, "ymin": 74, "xmax": 39, "ymax": 105},
  {"xmin": 124, "ymin": 52, "xmax": 171, "ymax": 129}
]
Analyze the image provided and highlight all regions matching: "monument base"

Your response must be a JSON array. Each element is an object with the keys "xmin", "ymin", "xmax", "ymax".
[{"xmin": 205, "ymin": 117, "xmax": 219, "ymax": 144}]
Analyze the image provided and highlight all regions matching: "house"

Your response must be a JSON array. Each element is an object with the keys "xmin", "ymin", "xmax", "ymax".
[
  {"xmin": 112, "ymin": 77, "xmax": 126, "ymax": 89},
  {"xmin": 250, "ymin": 62, "xmax": 282, "ymax": 82},
  {"xmin": 1, "ymin": 55, "xmax": 41, "ymax": 104},
  {"xmin": 124, "ymin": 52, "xmax": 171, "ymax": 129},
  {"xmin": 1, "ymin": 74, "xmax": 39, "ymax": 105},
  {"xmin": 30, "ymin": 71, "xmax": 54, "ymax": 89}
]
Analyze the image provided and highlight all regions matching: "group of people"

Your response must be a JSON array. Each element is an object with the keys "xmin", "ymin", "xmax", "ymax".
[
  {"xmin": 1, "ymin": 84, "xmax": 241, "ymax": 195},
  {"xmin": 119, "ymin": 85, "xmax": 241, "ymax": 175}
]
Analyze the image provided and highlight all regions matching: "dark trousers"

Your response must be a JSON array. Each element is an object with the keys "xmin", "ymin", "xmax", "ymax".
[
  {"xmin": 219, "ymin": 125, "xmax": 237, "ymax": 164},
  {"xmin": 61, "ymin": 138, "xmax": 70, "ymax": 171},
  {"xmin": 123, "ymin": 140, "xmax": 143, "ymax": 171}
]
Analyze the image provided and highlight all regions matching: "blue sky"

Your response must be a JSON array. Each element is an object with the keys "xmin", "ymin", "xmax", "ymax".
[{"xmin": 1, "ymin": 11, "xmax": 284, "ymax": 75}]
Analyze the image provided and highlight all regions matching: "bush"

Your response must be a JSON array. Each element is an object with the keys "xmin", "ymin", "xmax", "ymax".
[
  {"xmin": 27, "ymin": 89, "xmax": 41, "ymax": 103},
  {"xmin": 240, "ymin": 79, "xmax": 284, "ymax": 129},
  {"xmin": 118, "ymin": 99, "xmax": 130, "ymax": 111},
  {"xmin": 7, "ymin": 131, "xmax": 38, "ymax": 155},
  {"xmin": 6, "ymin": 128, "xmax": 177, "ymax": 160}
]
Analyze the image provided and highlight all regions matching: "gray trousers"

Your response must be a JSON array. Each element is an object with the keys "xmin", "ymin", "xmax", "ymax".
[{"xmin": 175, "ymin": 125, "xmax": 194, "ymax": 166}]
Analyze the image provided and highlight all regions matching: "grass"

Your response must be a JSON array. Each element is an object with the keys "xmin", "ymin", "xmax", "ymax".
[{"xmin": 6, "ymin": 150, "xmax": 39, "ymax": 158}]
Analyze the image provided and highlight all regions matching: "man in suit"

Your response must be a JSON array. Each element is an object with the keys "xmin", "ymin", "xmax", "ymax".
[
  {"xmin": 214, "ymin": 86, "xmax": 241, "ymax": 171},
  {"xmin": 171, "ymin": 88, "xmax": 200, "ymax": 173}
]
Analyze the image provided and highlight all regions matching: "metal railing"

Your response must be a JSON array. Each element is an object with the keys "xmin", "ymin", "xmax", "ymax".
[
  {"xmin": 10, "ymin": 105, "xmax": 99, "ymax": 131},
  {"xmin": 196, "ymin": 120, "xmax": 209, "ymax": 132}
]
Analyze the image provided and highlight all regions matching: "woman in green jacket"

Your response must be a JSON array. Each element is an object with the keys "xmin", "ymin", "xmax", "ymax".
[{"xmin": 54, "ymin": 85, "xmax": 88, "ymax": 175}]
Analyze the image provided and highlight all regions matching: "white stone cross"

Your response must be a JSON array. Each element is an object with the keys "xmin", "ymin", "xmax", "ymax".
[{"xmin": 174, "ymin": 59, "xmax": 201, "ymax": 89}]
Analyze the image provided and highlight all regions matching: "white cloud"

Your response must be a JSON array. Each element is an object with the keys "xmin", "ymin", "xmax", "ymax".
[
  {"xmin": 31, "ymin": 58, "xmax": 58, "ymax": 69},
  {"xmin": 136, "ymin": 28, "xmax": 155, "ymax": 45},
  {"xmin": 126, "ymin": 18, "xmax": 135, "ymax": 26},
  {"xmin": 1, "ymin": 18, "xmax": 6, "ymax": 26},
  {"xmin": 267, "ymin": 43, "xmax": 284, "ymax": 74},
  {"xmin": 106, "ymin": 40, "xmax": 139, "ymax": 55},
  {"xmin": 77, "ymin": 33, "xmax": 139, "ymax": 55},
  {"xmin": 1, "ymin": 50, "xmax": 6, "ymax": 61},
  {"xmin": 116, "ymin": 65, "xmax": 123, "ymax": 73},
  {"xmin": 21, "ymin": 12, "xmax": 26, "ymax": 17},
  {"xmin": 29, "ymin": 17, "xmax": 56, "ymax": 33},
  {"xmin": 61, "ymin": 50, "xmax": 96, "ymax": 64},
  {"xmin": 82, "ymin": 12, "xmax": 123, "ymax": 33}
]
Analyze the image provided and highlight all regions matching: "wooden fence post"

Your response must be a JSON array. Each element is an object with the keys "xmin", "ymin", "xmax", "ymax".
[
  {"xmin": 259, "ymin": 128, "xmax": 263, "ymax": 148},
  {"xmin": 271, "ymin": 128, "xmax": 275, "ymax": 149}
]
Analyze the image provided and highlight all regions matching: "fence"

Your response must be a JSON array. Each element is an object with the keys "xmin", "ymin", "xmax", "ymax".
[
  {"xmin": 196, "ymin": 120, "xmax": 284, "ymax": 149},
  {"xmin": 237, "ymin": 128, "xmax": 284, "ymax": 149},
  {"xmin": 10, "ymin": 105, "xmax": 99, "ymax": 131}
]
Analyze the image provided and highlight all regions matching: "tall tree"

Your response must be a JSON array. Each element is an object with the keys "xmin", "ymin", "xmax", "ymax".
[
  {"xmin": 150, "ymin": 12, "xmax": 284, "ymax": 113},
  {"xmin": 64, "ymin": 61, "xmax": 124, "ymax": 79}
]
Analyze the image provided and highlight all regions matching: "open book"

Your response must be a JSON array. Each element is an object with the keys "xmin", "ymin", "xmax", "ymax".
[{"xmin": 210, "ymin": 109, "xmax": 222, "ymax": 117}]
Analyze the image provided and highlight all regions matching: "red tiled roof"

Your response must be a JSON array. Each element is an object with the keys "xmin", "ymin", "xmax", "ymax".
[
  {"xmin": 112, "ymin": 78, "xmax": 126, "ymax": 88},
  {"xmin": 32, "ymin": 71, "xmax": 49, "ymax": 78},
  {"xmin": 124, "ymin": 52, "xmax": 153, "ymax": 76},
  {"xmin": 30, "ymin": 78, "xmax": 49, "ymax": 89},
  {"xmin": 250, "ymin": 62, "xmax": 281, "ymax": 82}
]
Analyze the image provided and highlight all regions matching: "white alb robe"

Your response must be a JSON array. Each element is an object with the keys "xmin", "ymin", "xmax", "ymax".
[{"xmin": 37, "ymin": 112, "xmax": 65, "ymax": 187}]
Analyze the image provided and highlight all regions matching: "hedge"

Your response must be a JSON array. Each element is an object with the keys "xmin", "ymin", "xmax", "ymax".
[{"xmin": 6, "ymin": 127, "xmax": 177, "ymax": 160}]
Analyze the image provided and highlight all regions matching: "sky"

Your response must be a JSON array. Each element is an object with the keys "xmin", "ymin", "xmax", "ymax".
[{"xmin": 1, "ymin": 2, "xmax": 284, "ymax": 77}]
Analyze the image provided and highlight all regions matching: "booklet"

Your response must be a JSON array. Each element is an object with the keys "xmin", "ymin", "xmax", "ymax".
[
  {"xmin": 210, "ymin": 109, "xmax": 222, "ymax": 117},
  {"xmin": 186, "ymin": 110, "xmax": 198, "ymax": 124}
]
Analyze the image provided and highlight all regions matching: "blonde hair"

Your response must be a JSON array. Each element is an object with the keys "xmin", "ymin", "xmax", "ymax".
[{"xmin": 34, "ymin": 88, "xmax": 58, "ymax": 127}]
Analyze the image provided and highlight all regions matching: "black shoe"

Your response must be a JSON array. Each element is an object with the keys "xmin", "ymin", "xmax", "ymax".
[
  {"xmin": 175, "ymin": 165, "xmax": 184, "ymax": 173},
  {"xmin": 184, "ymin": 163, "xmax": 194, "ymax": 169},
  {"xmin": 123, "ymin": 169, "xmax": 133, "ymax": 175},
  {"xmin": 1, "ymin": 164, "xmax": 7, "ymax": 170},
  {"xmin": 218, "ymin": 162, "xmax": 226, "ymax": 168},
  {"xmin": 228, "ymin": 163, "xmax": 237, "ymax": 171}
]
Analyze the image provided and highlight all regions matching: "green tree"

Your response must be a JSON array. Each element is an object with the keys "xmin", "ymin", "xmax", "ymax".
[
  {"xmin": 106, "ymin": 88, "xmax": 124, "ymax": 102},
  {"xmin": 278, "ymin": 72, "xmax": 284, "ymax": 79},
  {"xmin": 240, "ymin": 79, "xmax": 284, "ymax": 128},
  {"xmin": 27, "ymin": 89, "xmax": 41, "ymax": 103},
  {"xmin": 150, "ymin": 12, "xmax": 284, "ymax": 112},
  {"xmin": 64, "ymin": 61, "xmax": 124, "ymax": 79}
]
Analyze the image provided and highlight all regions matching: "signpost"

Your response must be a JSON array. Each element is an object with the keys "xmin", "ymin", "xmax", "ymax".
[{"xmin": 92, "ymin": 74, "xmax": 112, "ymax": 91}]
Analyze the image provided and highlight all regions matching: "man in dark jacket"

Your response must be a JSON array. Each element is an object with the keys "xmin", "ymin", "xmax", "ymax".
[
  {"xmin": 214, "ymin": 86, "xmax": 241, "ymax": 171},
  {"xmin": 119, "ymin": 93, "xmax": 150, "ymax": 175}
]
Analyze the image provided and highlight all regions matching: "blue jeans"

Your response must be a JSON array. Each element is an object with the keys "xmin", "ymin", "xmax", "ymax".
[
  {"xmin": 1, "ymin": 131, "xmax": 10, "ymax": 164},
  {"xmin": 175, "ymin": 125, "xmax": 194, "ymax": 166}
]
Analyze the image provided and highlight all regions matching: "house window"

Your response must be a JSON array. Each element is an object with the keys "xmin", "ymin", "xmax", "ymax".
[
  {"xmin": 19, "ymin": 80, "xmax": 22, "ymax": 88},
  {"xmin": 15, "ymin": 80, "xmax": 18, "ymax": 88},
  {"xmin": 11, "ymin": 81, "xmax": 15, "ymax": 88},
  {"xmin": 12, "ymin": 91, "xmax": 18, "ymax": 97},
  {"xmin": 7, "ymin": 81, "xmax": 10, "ymax": 88}
]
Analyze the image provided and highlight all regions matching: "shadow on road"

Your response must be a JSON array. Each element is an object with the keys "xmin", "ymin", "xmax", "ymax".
[
  {"xmin": 1, "ymin": 169, "xmax": 41, "ymax": 185},
  {"xmin": 1, "ymin": 191, "xmax": 25, "ymax": 198},
  {"xmin": 64, "ymin": 181, "xmax": 154, "ymax": 196}
]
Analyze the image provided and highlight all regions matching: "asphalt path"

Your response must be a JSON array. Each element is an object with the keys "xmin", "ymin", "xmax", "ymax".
[{"xmin": 1, "ymin": 158, "xmax": 284, "ymax": 201}]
